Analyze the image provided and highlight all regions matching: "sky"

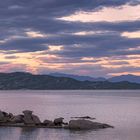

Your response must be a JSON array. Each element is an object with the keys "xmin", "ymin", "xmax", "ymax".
[{"xmin": 0, "ymin": 0, "xmax": 140, "ymax": 77}]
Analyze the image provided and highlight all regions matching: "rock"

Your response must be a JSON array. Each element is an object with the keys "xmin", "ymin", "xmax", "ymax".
[
  {"xmin": 0, "ymin": 111, "xmax": 10, "ymax": 123},
  {"xmin": 22, "ymin": 110, "xmax": 42, "ymax": 125},
  {"xmin": 10, "ymin": 115, "xmax": 24, "ymax": 123},
  {"xmin": 0, "ymin": 111, "xmax": 5, "ymax": 121},
  {"xmin": 2, "ymin": 112, "xmax": 9, "ymax": 117},
  {"xmin": 8, "ymin": 113, "xmax": 14, "ymax": 119},
  {"xmin": 43, "ymin": 120, "xmax": 54, "ymax": 126},
  {"xmin": 32, "ymin": 115, "xmax": 41, "ymax": 125},
  {"xmin": 68, "ymin": 119, "xmax": 113, "ymax": 130},
  {"xmin": 96, "ymin": 123, "xmax": 114, "ymax": 129},
  {"xmin": 54, "ymin": 117, "xmax": 64, "ymax": 126},
  {"xmin": 22, "ymin": 110, "xmax": 33, "ymax": 115},
  {"xmin": 22, "ymin": 110, "xmax": 34, "ymax": 125},
  {"xmin": 23, "ymin": 116, "xmax": 34, "ymax": 125},
  {"xmin": 71, "ymin": 116, "xmax": 95, "ymax": 120}
]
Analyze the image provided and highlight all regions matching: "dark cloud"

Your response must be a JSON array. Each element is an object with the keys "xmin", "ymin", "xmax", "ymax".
[
  {"xmin": 107, "ymin": 66, "xmax": 140, "ymax": 74},
  {"xmin": 1, "ymin": 18, "xmax": 140, "ymax": 35},
  {"xmin": 4, "ymin": 56, "xmax": 19, "ymax": 59},
  {"xmin": 0, "ymin": 0, "xmax": 140, "ymax": 76},
  {"xmin": 0, "ymin": 62, "xmax": 10, "ymax": 65},
  {"xmin": 0, "ymin": 37, "xmax": 48, "ymax": 52},
  {"xmin": 39, "ymin": 56, "xmax": 100, "ymax": 64},
  {"xmin": 37, "ymin": 63, "xmax": 108, "ymax": 77},
  {"xmin": 44, "ymin": 34, "xmax": 140, "ymax": 57},
  {"xmin": 0, "ymin": 0, "xmax": 139, "ymax": 53},
  {"xmin": 0, "ymin": 32, "xmax": 140, "ymax": 56},
  {"xmin": 0, "ymin": 0, "xmax": 139, "ymax": 17}
]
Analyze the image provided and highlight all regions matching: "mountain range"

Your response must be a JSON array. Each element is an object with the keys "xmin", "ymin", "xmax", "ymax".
[
  {"xmin": 49, "ymin": 73, "xmax": 140, "ymax": 84},
  {"xmin": 0, "ymin": 72, "xmax": 140, "ymax": 90},
  {"xmin": 49, "ymin": 73, "xmax": 106, "ymax": 82}
]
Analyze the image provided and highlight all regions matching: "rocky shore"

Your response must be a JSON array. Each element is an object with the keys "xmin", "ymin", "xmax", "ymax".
[{"xmin": 0, "ymin": 110, "xmax": 114, "ymax": 130}]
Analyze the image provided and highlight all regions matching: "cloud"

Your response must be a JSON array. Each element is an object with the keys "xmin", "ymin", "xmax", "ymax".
[
  {"xmin": 1, "ymin": 0, "xmax": 139, "ymax": 18},
  {"xmin": 0, "ymin": 63, "xmax": 28, "ymax": 73},
  {"xmin": 0, "ymin": 0, "xmax": 140, "ymax": 76},
  {"xmin": 0, "ymin": 31, "xmax": 140, "ymax": 60},
  {"xmin": 60, "ymin": 5, "xmax": 140, "ymax": 22},
  {"xmin": 43, "ymin": 33, "xmax": 140, "ymax": 57},
  {"xmin": 0, "ymin": 37, "xmax": 48, "ymax": 52},
  {"xmin": 4, "ymin": 56, "xmax": 19, "ymax": 59},
  {"xmin": 0, "ymin": 61, "xmax": 10, "ymax": 65}
]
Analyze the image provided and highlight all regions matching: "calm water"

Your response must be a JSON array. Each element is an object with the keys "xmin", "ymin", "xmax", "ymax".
[{"xmin": 0, "ymin": 90, "xmax": 140, "ymax": 140}]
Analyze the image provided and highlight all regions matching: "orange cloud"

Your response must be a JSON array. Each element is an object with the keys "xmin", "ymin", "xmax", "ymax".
[
  {"xmin": 59, "ymin": 5, "xmax": 140, "ymax": 22},
  {"xmin": 122, "ymin": 31, "xmax": 140, "ymax": 38}
]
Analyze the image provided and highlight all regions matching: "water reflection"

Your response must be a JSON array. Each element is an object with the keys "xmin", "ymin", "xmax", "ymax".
[
  {"xmin": 19, "ymin": 128, "xmax": 40, "ymax": 140},
  {"xmin": 0, "ymin": 127, "xmax": 21, "ymax": 140}
]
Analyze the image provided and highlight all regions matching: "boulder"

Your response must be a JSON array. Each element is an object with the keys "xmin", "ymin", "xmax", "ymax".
[
  {"xmin": 32, "ymin": 115, "xmax": 41, "ymax": 125},
  {"xmin": 0, "ymin": 111, "xmax": 5, "ymax": 121},
  {"xmin": 22, "ymin": 110, "xmax": 33, "ymax": 115},
  {"xmin": 2, "ymin": 112, "xmax": 9, "ymax": 117},
  {"xmin": 23, "ymin": 116, "xmax": 34, "ymax": 125},
  {"xmin": 22, "ymin": 110, "xmax": 34, "ymax": 125},
  {"xmin": 43, "ymin": 120, "xmax": 54, "ymax": 126},
  {"xmin": 8, "ymin": 113, "xmax": 14, "ymax": 119},
  {"xmin": 68, "ymin": 119, "xmax": 113, "ymax": 130},
  {"xmin": 54, "ymin": 117, "xmax": 64, "ymax": 126},
  {"xmin": 71, "ymin": 116, "xmax": 95, "ymax": 120},
  {"xmin": 0, "ymin": 111, "xmax": 10, "ymax": 123},
  {"xmin": 10, "ymin": 115, "xmax": 24, "ymax": 123}
]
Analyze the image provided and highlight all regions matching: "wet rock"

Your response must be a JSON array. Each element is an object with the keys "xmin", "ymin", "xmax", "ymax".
[
  {"xmin": 32, "ymin": 115, "xmax": 41, "ymax": 125},
  {"xmin": 43, "ymin": 120, "xmax": 54, "ymax": 126},
  {"xmin": 68, "ymin": 119, "xmax": 113, "ymax": 130},
  {"xmin": 96, "ymin": 123, "xmax": 114, "ymax": 129},
  {"xmin": 54, "ymin": 117, "xmax": 64, "ymax": 126}
]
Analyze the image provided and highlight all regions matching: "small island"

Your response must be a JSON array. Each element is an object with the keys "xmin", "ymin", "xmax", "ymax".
[{"xmin": 0, "ymin": 110, "xmax": 114, "ymax": 130}]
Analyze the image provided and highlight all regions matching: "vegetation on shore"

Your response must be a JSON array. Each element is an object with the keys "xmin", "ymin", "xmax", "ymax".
[{"xmin": 0, "ymin": 72, "xmax": 140, "ymax": 90}]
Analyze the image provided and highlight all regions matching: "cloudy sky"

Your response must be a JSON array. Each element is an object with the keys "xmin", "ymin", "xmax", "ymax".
[{"xmin": 0, "ymin": 0, "xmax": 140, "ymax": 77}]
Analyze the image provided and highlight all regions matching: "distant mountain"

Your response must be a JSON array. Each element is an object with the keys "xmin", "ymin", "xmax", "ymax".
[
  {"xmin": 49, "ymin": 73, "xmax": 140, "ymax": 84},
  {"xmin": 0, "ymin": 72, "xmax": 140, "ymax": 90},
  {"xmin": 108, "ymin": 74, "xmax": 140, "ymax": 84},
  {"xmin": 49, "ymin": 73, "xmax": 106, "ymax": 81}
]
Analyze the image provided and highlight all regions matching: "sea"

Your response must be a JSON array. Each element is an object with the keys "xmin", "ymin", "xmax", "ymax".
[{"xmin": 0, "ymin": 90, "xmax": 140, "ymax": 140}]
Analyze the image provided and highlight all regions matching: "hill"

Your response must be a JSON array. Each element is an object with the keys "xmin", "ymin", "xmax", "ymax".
[
  {"xmin": 49, "ymin": 73, "xmax": 106, "ymax": 81},
  {"xmin": 0, "ymin": 72, "xmax": 140, "ymax": 90},
  {"xmin": 108, "ymin": 74, "xmax": 140, "ymax": 84}
]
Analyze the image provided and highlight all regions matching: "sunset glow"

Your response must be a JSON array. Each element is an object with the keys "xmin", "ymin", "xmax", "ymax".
[{"xmin": 0, "ymin": 0, "xmax": 140, "ymax": 77}]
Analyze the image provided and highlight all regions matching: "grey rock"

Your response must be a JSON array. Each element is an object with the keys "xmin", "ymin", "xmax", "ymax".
[
  {"xmin": 43, "ymin": 120, "xmax": 54, "ymax": 126},
  {"xmin": 22, "ymin": 110, "xmax": 33, "ymax": 115},
  {"xmin": 32, "ymin": 115, "xmax": 41, "ymax": 125},
  {"xmin": 23, "ymin": 116, "xmax": 34, "ymax": 125},
  {"xmin": 71, "ymin": 116, "xmax": 95, "ymax": 120},
  {"xmin": 8, "ymin": 113, "xmax": 14, "ymax": 118},
  {"xmin": 68, "ymin": 119, "xmax": 113, "ymax": 130},
  {"xmin": 22, "ymin": 110, "xmax": 42, "ymax": 125},
  {"xmin": 54, "ymin": 117, "xmax": 64, "ymax": 126},
  {"xmin": 10, "ymin": 115, "xmax": 24, "ymax": 123},
  {"xmin": 2, "ymin": 112, "xmax": 9, "ymax": 117},
  {"xmin": 0, "ymin": 111, "xmax": 5, "ymax": 121},
  {"xmin": 22, "ymin": 110, "xmax": 34, "ymax": 125},
  {"xmin": 0, "ymin": 111, "xmax": 14, "ymax": 123}
]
